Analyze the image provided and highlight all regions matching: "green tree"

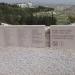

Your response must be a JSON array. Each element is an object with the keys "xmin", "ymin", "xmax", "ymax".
[{"xmin": 68, "ymin": 16, "xmax": 75, "ymax": 24}]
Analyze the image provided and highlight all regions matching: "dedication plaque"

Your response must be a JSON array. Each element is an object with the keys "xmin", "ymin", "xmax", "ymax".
[
  {"xmin": 17, "ymin": 25, "xmax": 45, "ymax": 48},
  {"xmin": 50, "ymin": 25, "xmax": 75, "ymax": 49},
  {"xmin": 30, "ymin": 26, "xmax": 45, "ymax": 47}
]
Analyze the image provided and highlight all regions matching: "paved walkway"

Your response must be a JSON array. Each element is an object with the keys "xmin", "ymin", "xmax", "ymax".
[{"xmin": 0, "ymin": 47, "xmax": 75, "ymax": 75}]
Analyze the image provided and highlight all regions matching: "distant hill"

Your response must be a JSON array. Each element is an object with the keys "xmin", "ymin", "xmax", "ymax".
[
  {"xmin": 33, "ymin": 3, "xmax": 72, "ymax": 11},
  {"xmin": 64, "ymin": 5, "xmax": 75, "ymax": 16}
]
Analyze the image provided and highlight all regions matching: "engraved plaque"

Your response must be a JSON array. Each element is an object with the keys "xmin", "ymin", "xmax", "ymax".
[
  {"xmin": 30, "ymin": 26, "xmax": 45, "ymax": 47},
  {"xmin": 50, "ymin": 25, "xmax": 75, "ymax": 49},
  {"xmin": 17, "ymin": 25, "xmax": 45, "ymax": 48}
]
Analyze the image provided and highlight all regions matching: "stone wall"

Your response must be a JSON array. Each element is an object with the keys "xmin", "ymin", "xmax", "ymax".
[{"xmin": 0, "ymin": 25, "xmax": 45, "ymax": 48}]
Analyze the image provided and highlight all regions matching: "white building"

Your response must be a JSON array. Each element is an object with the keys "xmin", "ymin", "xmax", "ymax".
[
  {"xmin": 17, "ymin": 3, "xmax": 28, "ymax": 8},
  {"xmin": 17, "ymin": 1, "xmax": 33, "ymax": 8}
]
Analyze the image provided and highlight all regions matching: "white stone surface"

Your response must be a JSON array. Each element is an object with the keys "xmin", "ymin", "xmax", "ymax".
[
  {"xmin": 50, "ymin": 25, "xmax": 75, "ymax": 49},
  {"xmin": 0, "ymin": 47, "xmax": 75, "ymax": 75},
  {"xmin": 4, "ymin": 26, "xmax": 18, "ymax": 47}
]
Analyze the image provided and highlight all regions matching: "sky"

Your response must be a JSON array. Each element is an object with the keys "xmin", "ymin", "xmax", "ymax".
[{"xmin": 0, "ymin": 0, "xmax": 75, "ymax": 4}]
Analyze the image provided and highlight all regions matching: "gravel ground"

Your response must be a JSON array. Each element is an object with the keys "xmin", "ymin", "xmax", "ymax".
[{"xmin": 0, "ymin": 47, "xmax": 75, "ymax": 75}]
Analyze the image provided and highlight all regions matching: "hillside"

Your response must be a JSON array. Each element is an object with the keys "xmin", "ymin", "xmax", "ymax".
[
  {"xmin": 0, "ymin": 3, "xmax": 57, "ymax": 26},
  {"xmin": 64, "ymin": 5, "xmax": 75, "ymax": 16}
]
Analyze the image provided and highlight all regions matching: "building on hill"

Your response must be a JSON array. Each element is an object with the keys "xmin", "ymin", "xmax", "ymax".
[
  {"xmin": 16, "ymin": 3, "xmax": 28, "ymax": 8},
  {"xmin": 16, "ymin": 0, "xmax": 33, "ymax": 8}
]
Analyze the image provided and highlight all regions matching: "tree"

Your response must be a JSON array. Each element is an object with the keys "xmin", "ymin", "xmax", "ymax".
[
  {"xmin": 0, "ymin": 3, "xmax": 57, "ymax": 26},
  {"xmin": 68, "ymin": 16, "xmax": 75, "ymax": 24}
]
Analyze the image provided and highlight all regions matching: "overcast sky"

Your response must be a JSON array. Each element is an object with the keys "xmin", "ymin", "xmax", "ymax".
[{"xmin": 0, "ymin": 0, "xmax": 75, "ymax": 4}]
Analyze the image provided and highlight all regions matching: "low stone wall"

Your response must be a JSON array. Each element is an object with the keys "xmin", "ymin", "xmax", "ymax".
[
  {"xmin": 0, "ymin": 25, "xmax": 75, "ymax": 49},
  {"xmin": 0, "ymin": 25, "xmax": 45, "ymax": 48}
]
